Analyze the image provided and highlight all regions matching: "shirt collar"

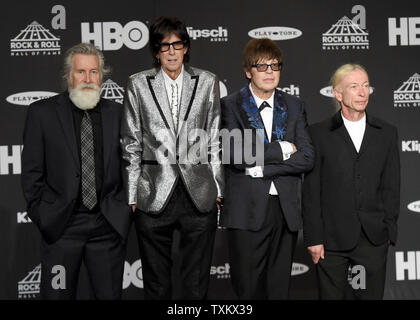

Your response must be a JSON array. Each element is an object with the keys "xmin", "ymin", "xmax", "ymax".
[
  {"xmin": 162, "ymin": 65, "xmax": 184, "ymax": 87},
  {"xmin": 249, "ymin": 83, "xmax": 275, "ymax": 109},
  {"xmin": 341, "ymin": 111, "xmax": 366, "ymax": 127}
]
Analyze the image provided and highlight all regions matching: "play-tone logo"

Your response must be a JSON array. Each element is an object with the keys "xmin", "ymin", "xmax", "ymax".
[
  {"xmin": 6, "ymin": 91, "xmax": 58, "ymax": 106},
  {"xmin": 407, "ymin": 201, "xmax": 420, "ymax": 213},
  {"xmin": 187, "ymin": 26, "xmax": 228, "ymax": 42},
  {"xmin": 393, "ymin": 73, "xmax": 420, "ymax": 107},
  {"xmin": 81, "ymin": 21, "xmax": 149, "ymax": 51},
  {"xmin": 18, "ymin": 264, "xmax": 41, "ymax": 299},
  {"xmin": 248, "ymin": 26, "xmax": 302, "ymax": 40},
  {"xmin": 219, "ymin": 81, "xmax": 228, "ymax": 98},
  {"xmin": 320, "ymin": 85, "xmax": 374, "ymax": 97},
  {"xmin": 101, "ymin": 79, "xmax": 124, "ymax": 104},
  {"xmin": 291, "ymin": 262, "xmax": 309, "ymax": 276},
  {"xmin": 322, "ymin": 16, "xmax": 369, "ymax": 50},
  {"xmin": 11, "ymin": 21, "xmax": 61, "ymax": 56}
]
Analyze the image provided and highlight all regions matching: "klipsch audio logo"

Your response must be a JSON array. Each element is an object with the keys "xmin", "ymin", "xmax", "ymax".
[
  {"xmin": 187, "ymin": 26, "xmax": 228, "ymax": 42},
  {"xmin": 402, "ymin": 141, "xmax": 420, "ymax": 153},
  {"xmin": 322, "ymin": 5, "xmax": 369, "ymax": 50},
  {"xmin": 81, "ymin": 21, "xmax": 149, "ymax": 51},
  {"xmin": 394, "ymin": 73, "xmax": 420, "ymax": 107},
  {"xmin": 101, "ymin": 79, "xmax": 125, "ymax": 104},
  {"xmin": 17, "ymin": 211, "xmax": 32, "ymax": 224},
  {"xmin": 18, "ymin": 264, "xmax": 41, "ymax": 299},
  {"xmin": 248, "ymin": 26, "xmax": 302, "ymax": 40},
  {"xmin": 6, "ymin": 91, "xmax": 58, "ymax": 106},
  {"xmin": 210, "ymin": 263, "xmax": 231, "ymax": 279},
  {"xmin": 11, "ymin": 21, "xmax": 61, "ymax": 56},
  {"xmin": 279, "ymin": 84, "xmax": 300, "ymax": 97}
]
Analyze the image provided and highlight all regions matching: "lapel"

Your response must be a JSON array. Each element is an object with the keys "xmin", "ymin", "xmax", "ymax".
[
  {"xmin": 146, "ymin": 68, "xmax": 176, "ymax": 133},
  {"xmin": 177, "ymin": 65, "xmax": 199, "ymax": 136},
  {"xmin": 55, "ymin": 93, "xmax": 80, "ymax": 168},
  {"xmin": 359, "ymin": 113, "xmax": 382, "ymax": 156},
  {"xmin": 100, "ymin": 99, "xmax": 114, "ymax": 173},
  {"xmin": 237, "ymin": 86, "xmax": 268, "ymax": 142},
  {"xmin": 330, "ymin": 110, "xmax": 361, "ymax": 156},
  {"xmin": 272, "ymin": 89, "xmax": 288, "ymax": 142}
]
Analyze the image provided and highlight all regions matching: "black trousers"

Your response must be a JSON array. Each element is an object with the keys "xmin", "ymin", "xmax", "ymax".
[
  {"xmin": 135, "ymin": 180, "xmax": 217, "ymax": 300},
  {"xmin": 316, "ymin": 228, "xmax": 389, "ymax": 300},
  {"xmin": 227, "ymin": 195, "xmax": 298, "ymax": 300},
  {"xmin": 40, "ymin": 210, "xmax": 126, "ymax": 299}
]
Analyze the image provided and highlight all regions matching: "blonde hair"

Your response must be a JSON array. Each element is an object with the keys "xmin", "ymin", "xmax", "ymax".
[{"xmin": 331, "ymin": 63, "xmax": 368, "ymax": 91}]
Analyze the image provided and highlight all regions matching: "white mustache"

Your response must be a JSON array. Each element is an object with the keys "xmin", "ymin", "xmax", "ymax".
[{"xmin": 78, "ymin": 83, "xmax": 100, "ymax": 90}]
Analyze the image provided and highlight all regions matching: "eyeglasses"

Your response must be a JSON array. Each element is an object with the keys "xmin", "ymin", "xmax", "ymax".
[
  {"xmin": 251, "ymin": 62, "xmax": 283, "ymax": 72},
  {"xmin": 159, "ymin": 41, "xmax": 186, "ymax": 52}
]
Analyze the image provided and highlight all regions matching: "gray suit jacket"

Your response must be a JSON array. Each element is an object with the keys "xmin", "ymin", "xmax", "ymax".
[{"xmin": 121, "ymin": 65, "xmax": 224, "ymax": 214}]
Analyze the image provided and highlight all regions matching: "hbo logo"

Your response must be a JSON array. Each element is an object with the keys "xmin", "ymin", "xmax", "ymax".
[
  {"xmin": 123, "ymin": 260, "xmax": 143, "ymax": 289},
  {"xmin": 81, "ymin": 21, "xmax": 149, "ymax": 51}
]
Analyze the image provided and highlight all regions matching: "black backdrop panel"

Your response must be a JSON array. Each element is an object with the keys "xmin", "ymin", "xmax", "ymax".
[{"xmin": 1, "ymin": 0, "xmax": 419, "ymax": 299}]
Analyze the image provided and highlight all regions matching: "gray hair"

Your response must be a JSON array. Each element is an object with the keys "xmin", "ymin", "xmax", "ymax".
[{"xmin": 62, "ymin": 42, "xmax": 110, "ymax": 88}]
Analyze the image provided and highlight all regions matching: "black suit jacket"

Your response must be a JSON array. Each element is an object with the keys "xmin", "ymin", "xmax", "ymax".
[
  {"xmin": 221, "ymin": 87, "xmax": 314, "ymax": 232},
  {"xmin": 21, "ymin": 92, "xmax": 131, "ymax": 244},
  {"xmin": 302, "ymin": 111, "xmax": 400, "ymax": 250}
]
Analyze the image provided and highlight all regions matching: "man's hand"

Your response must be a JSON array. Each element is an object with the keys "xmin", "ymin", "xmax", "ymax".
[
  {"xmin": 290, "ymin": 143, "xmax": 297, "ymax": 153},
  {"xmin": 307, "ymin": 244, "xmax": 325, "ymax": 264},
  {"xmin": 131, "ymin": 205, "xmax": 136, "ymax": 212}
]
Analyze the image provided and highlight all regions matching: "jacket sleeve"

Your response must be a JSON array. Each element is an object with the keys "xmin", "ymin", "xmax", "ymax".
[
  {"xmin": 263, "ymin": 101, "xmax": 315, "ymax": 177},
  {"xmin": 381, "ymin": 127, "xmax": 400, "ymax": 245},
  {"xmin": 221, "ymin": 96, "xmax": 293, "ymax": 171},
  {"xmin": 21, "ymin": 104, "xmax": 45, "ymax": 224},
  {"xmin": 206, "ymin": 76, "xmax": 224, "ymax": 198},
  {"xmin": 120, "ymin": 77, "xmax": 142, "ymax": 205},
  {"xmin": 302, "ymin": 126, "xmax": 325, "ymax": 247}
]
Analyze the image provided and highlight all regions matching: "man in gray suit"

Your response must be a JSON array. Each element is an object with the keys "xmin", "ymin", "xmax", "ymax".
[{"xmin": 120, "ymin": 16, "xmax": 223, "ymax": 299}]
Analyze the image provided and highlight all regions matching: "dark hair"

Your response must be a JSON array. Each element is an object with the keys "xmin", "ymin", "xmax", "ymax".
[
  {"xmin": 242, "ymin": 38, "xmax": 283, "ymax": 71},
  {"xmin": 149, "ymin": 16, "xmax": 191, "ymax": 67}
]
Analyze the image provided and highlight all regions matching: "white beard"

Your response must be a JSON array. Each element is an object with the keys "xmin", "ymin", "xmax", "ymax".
[{"xmin": 69, "ymin": 83, "xmax": 101, "ymax": 110}]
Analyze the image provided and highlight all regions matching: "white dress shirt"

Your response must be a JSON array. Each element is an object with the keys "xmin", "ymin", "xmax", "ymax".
[
  {"xmin": 162, "ymin": 65, "xmax": 184, "ymax": 128},
  {"xmin": 341, "ymin": 112, "xmax": 366, "ymax": 153},
  {"xmin": 247, "ymin": 85, "xmax": 294, "ymax": 195}
]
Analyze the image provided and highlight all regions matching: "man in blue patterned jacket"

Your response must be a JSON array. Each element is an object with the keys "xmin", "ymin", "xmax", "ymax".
[{"xmin": 221, "ymin": 38, "xmax": 314, "ymax": 299}]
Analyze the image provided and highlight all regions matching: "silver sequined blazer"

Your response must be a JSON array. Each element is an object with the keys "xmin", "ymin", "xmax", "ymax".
[{"xmin": 121, "ymin": 65, "xmax": 224, "ymax": 213}]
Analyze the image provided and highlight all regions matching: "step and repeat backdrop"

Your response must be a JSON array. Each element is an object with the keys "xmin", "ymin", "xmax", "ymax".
[{"xmin": 0, "ymin": 0, "xmax": 419, "ymax": 300}]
